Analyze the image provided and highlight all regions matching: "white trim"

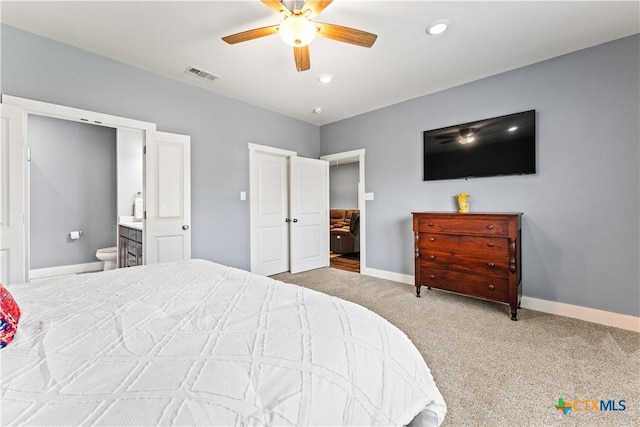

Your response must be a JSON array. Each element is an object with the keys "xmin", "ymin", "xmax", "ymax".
[
  {"xmin": 521, "ymin": 296, "xmax": 640, "ymax": 333},
  {"xmin": 364, "ymin": 268, "xmax": 639, "ymax": 332},
  {"xmin": 248, "ymin": 142, "xmax": 297, "ymax": 157},
  {"xmin": 30, "ymin": 262, "xmax": 104, "ymax": 279},
  {"xmin": 1, "ymin": 95, "xmax": 156, "ymax": 131},
  {"xmin": 362, "ymin": 267, "xmax": 413, "ymax": 285}
]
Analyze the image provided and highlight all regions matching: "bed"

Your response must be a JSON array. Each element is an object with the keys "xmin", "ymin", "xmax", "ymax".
[{"xmin": 1, "ymin": 259, "xmax": 446, "ymax": 426}]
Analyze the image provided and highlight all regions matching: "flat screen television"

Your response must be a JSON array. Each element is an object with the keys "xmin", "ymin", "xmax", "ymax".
[{"xmin": 423, "ymin": 110, "xmax": 536, "ymax": 181}]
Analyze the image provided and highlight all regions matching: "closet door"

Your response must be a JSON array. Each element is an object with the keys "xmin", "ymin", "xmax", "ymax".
[
  {"xmin": 250, "ymin": 149, "xmax": 291, "ymax": 276},
  {"xmin": 0, "ymin": 104, "xmax": 26, "ymax": 285},
  {"xmin": 144, "ymin": 131, "xmax": 191, "ymax": 264},
  {"xmin": 289, "ymin": 156, "xmax": 329, "ymax": 274}
]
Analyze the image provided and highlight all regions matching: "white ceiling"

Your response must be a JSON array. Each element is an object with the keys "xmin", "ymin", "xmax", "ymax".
[{"xmin": 2, "ymin": 1, "xmax": 639, "ymax": 125}]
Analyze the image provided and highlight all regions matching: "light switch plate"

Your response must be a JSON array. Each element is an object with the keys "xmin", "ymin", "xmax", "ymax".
[
  {"xmin": 364, "ymin": 192, "xmax": 374, "ymax": 200},
  {"xmin": 240, "ymin": 191, "xmax": 246, "ymax": 201}
]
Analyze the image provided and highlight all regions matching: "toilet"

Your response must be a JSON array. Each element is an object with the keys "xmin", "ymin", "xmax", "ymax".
[{"xmin": 96, "ymin": 247, "xmax": 117, "ymax": 271}]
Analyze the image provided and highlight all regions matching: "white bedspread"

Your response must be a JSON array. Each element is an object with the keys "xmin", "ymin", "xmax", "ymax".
[{"xmin": 1, "ymin": 259, "xmax": 446, "ymax": 426}]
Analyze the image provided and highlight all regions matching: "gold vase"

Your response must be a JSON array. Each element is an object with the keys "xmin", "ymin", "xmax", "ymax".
[{"xmin": 457, "ymin": 193, "xmax": 470, "ymax": 213}]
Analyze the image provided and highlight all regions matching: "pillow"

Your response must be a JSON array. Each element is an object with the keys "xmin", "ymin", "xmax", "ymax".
[{"xmin": 0, "ymin": 284, "xmax": 21, "ymax": 349}]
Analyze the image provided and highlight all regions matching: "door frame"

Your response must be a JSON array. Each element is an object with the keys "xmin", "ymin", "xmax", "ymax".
[
  {"xmin": 1, "ymin": 95, "xmax": 156, "ymax": 281},
  {"xmin": 320, "ymin": 149, "xmax": 367, "ymax": 275}
]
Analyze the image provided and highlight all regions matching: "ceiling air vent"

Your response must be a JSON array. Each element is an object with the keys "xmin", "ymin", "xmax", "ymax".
[{"xmin": 184, "ymin": 66, "xmax": 221, "ymax": 83}]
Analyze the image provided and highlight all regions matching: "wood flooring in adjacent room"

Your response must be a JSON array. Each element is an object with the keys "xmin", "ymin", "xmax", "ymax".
[{"xmin": 330, "ymin": 252, "xmax": 360, "ymax": 273}]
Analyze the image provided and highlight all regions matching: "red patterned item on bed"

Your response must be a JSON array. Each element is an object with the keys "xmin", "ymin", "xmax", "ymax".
[{"xmin": 0, "ymin": 284, "xmax": 21, "ymax": 349}]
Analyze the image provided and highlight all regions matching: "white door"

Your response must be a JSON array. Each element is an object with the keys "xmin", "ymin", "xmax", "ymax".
[
  {"xmin": 144, "ymin": 131, "xmax": 191, "ymax": 264},
  {"xmin": 250, "ymin": 150, "xmax": 290, "ymax": 276},
  {"xmin": 289, "ymin": 157, "xmax": 329, "ymax": 274},
  {"xmin": 0, "ymin": 104, "xmax": 26, "ymax": 285}
]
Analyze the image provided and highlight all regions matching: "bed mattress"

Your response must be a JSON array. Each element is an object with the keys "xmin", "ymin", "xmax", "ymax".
[{"xmin": 1, "ymin": 259, "xmax": 446, "ymax": 426}]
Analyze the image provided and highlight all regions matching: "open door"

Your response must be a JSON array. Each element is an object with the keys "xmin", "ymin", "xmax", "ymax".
[
  {"xmin": 0, "ymin": 104, "xmax": 26, "ymax": 285},
  {"xmin": 144, "ymin": 131, "xmax": 191, "ymax": 264},
  {"xmin": 289, "ymin": 156, "xmax": 329, "ymax": 274},
  {"xmin": 250, "ymin": 149, "xmax": 291, "ymax": 276}
]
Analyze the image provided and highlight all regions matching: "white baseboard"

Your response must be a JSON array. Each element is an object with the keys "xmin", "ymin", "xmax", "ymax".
[
  {"xmin": 521, "ymin": 296, "xmax": 639, "ymax": 333},
  {"xmin": 361, "ymin": 266, "xmax": 414, "ymax": 285},
  {"xmin": 30, "ymin": 262, "xmax": 104, "ymax": 280},
  {"xmin": 362, "ymin": 268, "xmax": 639, "ymax": 333}
]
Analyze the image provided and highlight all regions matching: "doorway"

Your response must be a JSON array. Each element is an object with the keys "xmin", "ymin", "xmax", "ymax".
[
  {"xmin": 1, "ymin": 95, "xmax": 191, "ymax": 285},
  {"xmin": 320, "ymin": 149, "xmax": 366, "ymax": 275}
]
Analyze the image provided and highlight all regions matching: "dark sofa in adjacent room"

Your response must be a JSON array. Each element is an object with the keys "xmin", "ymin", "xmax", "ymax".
[{"xmin": 330, "ymin": 209, "xmax": 360, "ymax": 254}]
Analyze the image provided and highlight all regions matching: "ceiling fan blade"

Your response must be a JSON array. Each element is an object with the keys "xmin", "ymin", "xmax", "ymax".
[
  {"xmin": 315, "ymin": 22, "xmax": 377, "ymax": 48},
  {"xmin": 301, "ymin": 0, "xmax": 333, "ymax": 18},
  {"xmin": 293, "ymin": 46, "xmax": 311, "ymax": 72},
  {"xmin": 222, "ymin": 25, "xmax": 280, "ymax": 44},
  {"xmin": 261, "ymin": 0, "xmax": 290, "ymax": 15}
]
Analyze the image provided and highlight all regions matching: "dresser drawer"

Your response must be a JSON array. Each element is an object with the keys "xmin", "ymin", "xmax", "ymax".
[
  {"xmin": 419, "ymin": 233, "xmax": 509, "ymax": 254},
  {"xmin": 420, "ymin": 250, "xmax": 509, "ymax": 277},
  {"xmin": 419, "ymin": 267, "xmax": 509, "ymax": 302},
  {"xmin": 417, "ymin": 216, "xmax": 509, "ymax": 236}
]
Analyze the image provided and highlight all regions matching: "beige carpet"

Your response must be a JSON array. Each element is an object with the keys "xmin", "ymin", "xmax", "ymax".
[{"xmin": 272, "ymin": 268, "xmax": 639, "ymax": 427}]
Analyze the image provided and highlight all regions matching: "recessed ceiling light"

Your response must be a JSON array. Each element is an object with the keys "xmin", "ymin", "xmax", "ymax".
[
  {"xmin": 313, "ymin": 107, "xmax": 322, "ymax": 114},
  {"xmin": 426, "ymin": 19, "xmax": 450, "ymax": 36},
  {"xmin": 318, "ymin": 74, "xmax": 333, "ymax": 84}
]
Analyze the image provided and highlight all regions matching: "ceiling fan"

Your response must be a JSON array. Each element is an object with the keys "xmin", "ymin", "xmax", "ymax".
[{"xmin": 222, "ymin": 0, "xmax": 377, "ymax": 72}]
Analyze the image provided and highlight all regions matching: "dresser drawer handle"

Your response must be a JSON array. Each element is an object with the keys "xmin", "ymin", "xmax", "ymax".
[
  {"xmin": 429, "ymin": 274, "xmax": 436, "ymax": 280},
  {"xmin": 488, "ymin": 284, "xmax": 495, "ymax": 290},
  {"xmin": 429, "ymin": 237, "xmax": 436, "ymax": 242},
  {"xmin": 487, "ymin": 241, "xmax": 495, "ymax": 247},
  {"xmin": 487, "ymin": 224, "xmax": 494, "ymax": 230},
  {"xmin": 428, "ymin": 254, "xmax": 436, "ymax": 260},
  {"xmin": 487, "ymin": 262, "xmax": 495, "ymax": 268},
  {"xmin": 428, "ymin": 221, "xmax": 435, "ymax": 227}
]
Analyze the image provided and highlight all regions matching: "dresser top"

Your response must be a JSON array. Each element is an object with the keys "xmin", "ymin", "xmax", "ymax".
[{"xmin": 412, "ymin": 212, "xmax": 523, "ymax": 216}]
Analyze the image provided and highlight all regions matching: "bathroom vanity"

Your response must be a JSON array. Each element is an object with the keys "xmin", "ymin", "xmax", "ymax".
[{"xmin": 119, "ymin": 223, "xmax": 143, "ymax": 268}]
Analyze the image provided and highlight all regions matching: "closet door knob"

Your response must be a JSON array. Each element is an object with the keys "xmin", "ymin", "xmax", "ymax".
[{"xmin": 182, "ymin": 225, "xmax": 189, "ymax": 230}]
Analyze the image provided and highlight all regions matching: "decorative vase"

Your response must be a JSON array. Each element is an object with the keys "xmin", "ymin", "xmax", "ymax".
[{"xmin": 457, "ymin": 193, "xmax": 470, "ymax": 213}]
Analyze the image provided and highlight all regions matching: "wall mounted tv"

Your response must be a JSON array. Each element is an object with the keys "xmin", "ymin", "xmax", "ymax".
[{"xmin": 423, "ymin": 110, "xmax": 536, "ymax": 181}]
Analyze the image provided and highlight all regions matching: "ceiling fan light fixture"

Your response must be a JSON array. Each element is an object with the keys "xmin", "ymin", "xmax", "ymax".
[
  {"xmin": 279, "ymin": 14, "xmax": 317, "ymax": 47},
  {"xmin": 426, "ymin": 19, "xmax": 450, "ymax": 36}
]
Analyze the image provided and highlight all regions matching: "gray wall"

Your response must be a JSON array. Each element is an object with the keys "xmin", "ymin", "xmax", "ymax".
[
  {"xmin": 1, "ymin": 24, "xmax": 320, "ymax": 271},
  {"xmin": 329, "ymin": 162, "xmax": 358, "ymax": 209},
  {"xmin": 320, "ymin": 35, "xmax": 640, "ymax": 317},
  {"xmin": 29, "ymin": 115, "xmax": 117, "ymax": 269},
  {"xmin": 116, "ymin": 128, "xmax": 143, "ymax": 218}
]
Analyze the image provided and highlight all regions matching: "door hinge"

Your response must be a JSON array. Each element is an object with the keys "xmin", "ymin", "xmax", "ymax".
[
  {"xmin": 143, "ymin": 146, "xmax": 146, "ymax": 155},
  {"xmin": 144, "ymin": 211, "xmax": 147, "ymax": 220},
  {"xmin": 27, "ymin": 148, "xmax": 31, "ymax": 162}
]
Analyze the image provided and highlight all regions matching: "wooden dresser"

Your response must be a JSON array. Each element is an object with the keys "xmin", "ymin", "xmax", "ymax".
[{"xmin": 412, "ymin": 212, "xmax": 523, "ymax": 320}]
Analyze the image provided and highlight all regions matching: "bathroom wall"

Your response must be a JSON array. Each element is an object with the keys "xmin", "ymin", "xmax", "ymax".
[
  {"xmin": 329, "ymin": 162, "xmax": 359, "ymax": 209},
  {"xmin": 116, "ymin": 128, "xmax": 143, "ymax": 218},
  {"xmin": 29, "ymin": 115, "xmax": 117, "ymax": 269}
]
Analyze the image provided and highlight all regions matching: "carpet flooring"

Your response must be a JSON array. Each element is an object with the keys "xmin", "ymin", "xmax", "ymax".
[{"xmin": 272, "ymin": 267, "xmax": 639, "ymax": 427}]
